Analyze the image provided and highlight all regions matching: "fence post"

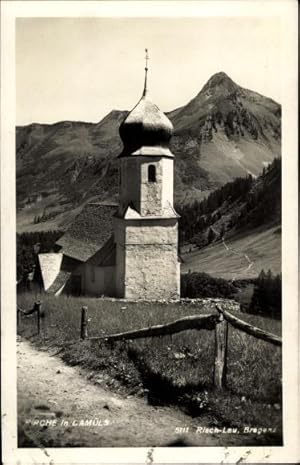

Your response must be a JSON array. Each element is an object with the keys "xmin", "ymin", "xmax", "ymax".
[
  {"xmin": 34, "ymin": 301, "xmax": 42, "ymax": 335},
  {"xmin": 80, "ymin": 306, "xmax": 88, "ymax": 340},
  {"xmin": 214, "ymin": 314, "xmax": 228, "ymax": 389}
]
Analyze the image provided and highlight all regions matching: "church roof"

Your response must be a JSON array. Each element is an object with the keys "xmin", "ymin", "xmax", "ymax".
[
  {"xmin": 86, "ymin": 234, "xmax": 116, "ymax": 267},
  {"xmin": 56, "ymin": 203, "xmax": 118, "ymax": 262},
  {"xmin": 46, "ymin": 255, "xmax": 81, "ymax": 294},
  {"xmin": 47, "ymin": 269, "xmax": 73, "ymax": 295},
  {"xmin": 119, "ymin": 50, "xmax": 174, "ymax": 158}
]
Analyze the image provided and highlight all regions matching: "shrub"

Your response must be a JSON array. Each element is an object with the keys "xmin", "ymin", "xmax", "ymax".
[{"xmin": 181, "ymin": 272, "xmax": 237, "ymax": 299}]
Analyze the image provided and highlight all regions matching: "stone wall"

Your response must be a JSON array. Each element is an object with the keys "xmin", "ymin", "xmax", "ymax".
[
  {"xmin": 140, "ymin": 159, "xmax": 163, "ymax": 216},
  {"xmin": 115, "ymin": 243, "xmax": 125, "ymax": 298},
  {"xmin": 120, "ymin": 156, "xmax": 174, "ymax": 216},
  {"xmin": 120, "ymin": 158, "xmax": 140, "ymax": 210},
  {"xmin": 115, "ymin": 217, "xmax": 180, "ymax": 300},
  {"xmin": 161, "ymin": 157, "xmax": 174, "ymax": 208},
  {"xmin": 124, "ymin": 243, "xmax": 180, "ymax": 300},
  {"xmin": 116, "ymin": 152, "xmax": 178, "ymax": 300},
  {"xmin": 82, "ymin": 263, "xmax": 115, "ymax": 297},
  {"xmin": 126, "ymin": 219, "xmax": 178, "ymax": 244}
]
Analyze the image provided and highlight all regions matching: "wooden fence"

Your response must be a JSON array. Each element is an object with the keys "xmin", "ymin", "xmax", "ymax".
[
  {"xmin": 78, "ymin": 303, "xmax": 282, "ymax": 390},
  {"xmin": 17, "ymin": 301, "xmax": 43, "ymax": 335},
  {"xmin": 17, "ymin": 300, "xmax": 282, "ymax": 390}
]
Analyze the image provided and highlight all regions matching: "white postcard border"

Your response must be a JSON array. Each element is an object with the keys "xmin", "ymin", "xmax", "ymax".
[{"xmin": 1, "ymin": 1, "xmax": 298, "ymax": 463}]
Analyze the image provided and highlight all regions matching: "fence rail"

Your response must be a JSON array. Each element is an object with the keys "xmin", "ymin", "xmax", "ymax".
[
  {"xmin": 88, "ymin": 313, "xmax": 219, "ymax": 342},
  {"xmin": 79, "ymin": 303, "xmax": 282, "ymax": 389},
  {"xmin": 17, "ymin": 299, "xmax": 281, "ymax": 390},
  {"xmin": 215, "ymin": 305, "xmax": 282, "ymax": 347},
  {"xmin": 17, "ymin": 301, "xmax": 42, "ymax": 335}
]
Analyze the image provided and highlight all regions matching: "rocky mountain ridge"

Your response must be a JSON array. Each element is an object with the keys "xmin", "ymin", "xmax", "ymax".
[{"xmin": 16, "ymin": 72, "xmax": 281, "ymax": 232}]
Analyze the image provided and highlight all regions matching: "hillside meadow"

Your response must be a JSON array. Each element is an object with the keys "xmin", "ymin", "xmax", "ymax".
[
  {"xmin": 181, "ymin": 225, "xmax": 281, "ymax": 280},
  {"xmin": 17, "ymin": 293, "xmax": 282, "ymax": 441}
]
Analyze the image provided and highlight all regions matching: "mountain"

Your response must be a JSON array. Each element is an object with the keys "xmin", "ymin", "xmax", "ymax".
[
  {"xmin": 16, "ymin": 72, "xmax": 281, "ymax": 232},
  {"xmin": 180, "ymin": 158, "xmax": 281, "ymax": 280}
]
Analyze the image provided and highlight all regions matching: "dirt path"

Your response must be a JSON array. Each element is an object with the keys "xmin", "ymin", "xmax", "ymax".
[
  {"xmin": 221, "ymin": 237, "xmax": 255, "ymax": 280},
  {"xmin": 210, "ymin": 227, "xmax": 256, "ymax": 281},
  {"xmin": 18, "ymin": 338, "xmax": 221, "ymax": 447},
  {"xmin": 18, "ymin": 338, "xmax": 268, "ymax": 448}
]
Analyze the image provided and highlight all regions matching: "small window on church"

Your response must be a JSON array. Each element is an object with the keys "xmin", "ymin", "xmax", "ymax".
[{"xmin": 148, "ymin": 164, "xmax": 156, "ymax": 183}]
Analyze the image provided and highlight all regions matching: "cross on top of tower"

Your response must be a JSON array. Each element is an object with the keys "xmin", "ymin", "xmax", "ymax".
[
  {"xmin": 143, "ymin": 48, "xmax": 149, "ymax": 97},
  {"xmin": 145, "ymin": 48, "xmax": 149, "ymax": 70},
  {"xmin": 118, "ymin": 48, "xmax": 174, "ymax": 158}
]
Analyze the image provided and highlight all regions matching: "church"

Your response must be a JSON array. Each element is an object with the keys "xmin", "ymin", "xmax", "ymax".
[{"xmin": 38, "ymin": 53, "xmax": 181, "ymax": 300}]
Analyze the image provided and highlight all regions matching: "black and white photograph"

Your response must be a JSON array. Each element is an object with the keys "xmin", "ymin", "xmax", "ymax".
[{"xmin": 1, "ymin": 1, "xmax": 298, "ymax": 463}]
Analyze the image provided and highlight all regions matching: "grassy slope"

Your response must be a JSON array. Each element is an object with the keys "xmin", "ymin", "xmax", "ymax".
[
  {"xmin": 199, "ymin": 131, "xmax": 279, "ymax": 184},
  {"xmin": 181, "ymin": 225, "xmax": 281, "ymax": 279},
  {"xmin": 17, "ymin": 199, "xmax": 91, "ymax": 233},
  {"xmin": 17, "ymin": 293, "xmax": 282, "ymax": 436}
]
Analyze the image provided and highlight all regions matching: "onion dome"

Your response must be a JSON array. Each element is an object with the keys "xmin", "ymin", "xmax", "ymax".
[{"xmin": 119, "ymin": 49, "xmax": 174, "ymax": 158}]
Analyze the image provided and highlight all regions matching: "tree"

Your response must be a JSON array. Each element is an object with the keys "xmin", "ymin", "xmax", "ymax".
[
  {"xmin": 207, "ymin": 227, "xmax": 215, "ymax": 244},
  {"xmin": 219, "ymin": 224, "xmax": 225, "ymax": 239},
  {"xmin": 17, "ymin": 230, "xmax": 63, "ymax": 283},
  {"xmin": 250, "ymin": 269, "xmax": 281, "ymax": 319}
]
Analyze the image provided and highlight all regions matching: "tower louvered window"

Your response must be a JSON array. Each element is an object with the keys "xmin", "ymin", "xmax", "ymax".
[{"xmin": 148, "ymin": 164, "xmax": 156, "ymax": 183}]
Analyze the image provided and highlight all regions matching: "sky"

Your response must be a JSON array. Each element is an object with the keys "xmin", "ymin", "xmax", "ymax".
[{"xmin": 16, "ymin": 16, "xmax": 281, "ymax": 125}]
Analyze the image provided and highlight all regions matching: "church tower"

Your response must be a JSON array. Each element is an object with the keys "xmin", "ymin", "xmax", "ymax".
[{"xmin": 114, "ymin": 50, "xmax": 180, "ymax": 300}]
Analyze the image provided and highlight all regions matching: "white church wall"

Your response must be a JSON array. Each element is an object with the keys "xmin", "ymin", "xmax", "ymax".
[
  {"xmin": 115, "ymin": 243, "xmax": 126, "ymax": 298},
  {"xmin": 140, "ymin": 158, "xmax": 163, "ymax": 216},
  {"xmin": 161, "ymin": 157, "xmax": 174, "ymax": 208},
  {"xmin": 114, "ymin": 216, "xmax": 180, "ymax": 299},
  {"xmin": 104, "ymin": 266, "xmax": 116, "ymax": 296},
  {"xmin": 114, "ymin": 218, "xmax": 126, "ymax": 297},
  {"xmin": 120, "ymin": 158, "xmax": 141, "ymax": 210},
  {"xmin": 119, "ymin": 157, "xmax": 174, "ymax": 218},
  {"xmin": 124, "ymin": 243, "xmax": 180, "ymax": 300},
  {"xmin": 72, "ymin": 263, "xmax": 85, "ymax": 296},
  {"xmin": 126, "ymin": 219, "xmax": 178, "ymax": 245},
  {"xmin": 126, "ymin": 219, "xmax": 179, "ymax": 300},
  {"xmin": 38, "ymin": 253, "xmax": 63, "ymax": 291},
  {"xmin": 82, "ymin": 263, "xmax": 115, "ymax": 296}
]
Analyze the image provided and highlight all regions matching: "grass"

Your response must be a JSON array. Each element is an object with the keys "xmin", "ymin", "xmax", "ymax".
[
  {"xmin": 17, "ymin": 292, "xmax": 282, "ymax": 439},
  {"xmin": 181, "ymin": 225, "xmax": 281, "ymax": 280}
]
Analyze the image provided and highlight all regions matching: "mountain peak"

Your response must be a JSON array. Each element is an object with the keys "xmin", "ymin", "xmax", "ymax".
[
  {"xmin": 208, "ymin": 71, "xmax": 232, "ymax": 81},
  {"xmin": 201, "ymin": 71, "xmax": 237, "ymax": 94}
]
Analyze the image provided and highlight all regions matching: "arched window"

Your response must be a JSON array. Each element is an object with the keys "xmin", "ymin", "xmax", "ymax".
[{"xmin": 148, "ymin": 164, "xmax": 156, "ymax": 183}]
